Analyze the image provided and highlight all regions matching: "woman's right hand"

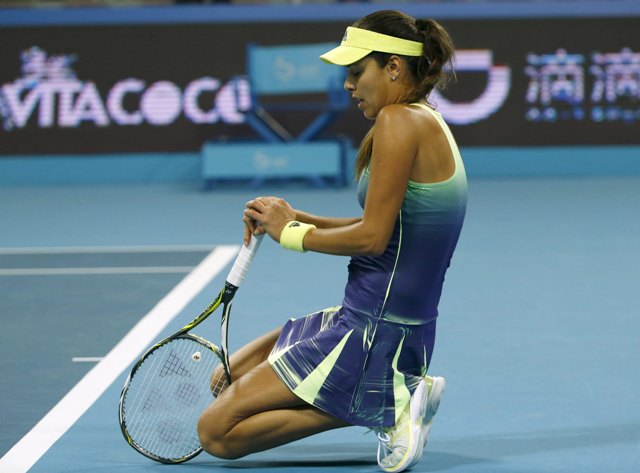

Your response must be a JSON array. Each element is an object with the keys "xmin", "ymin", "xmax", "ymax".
[
  {"xmin": 243, "ymin": 215, "xmax": 265, "ymax": 247},
  {"xmin": 243, "ymin": 196, "xmax": 297, "ymax": 246}
]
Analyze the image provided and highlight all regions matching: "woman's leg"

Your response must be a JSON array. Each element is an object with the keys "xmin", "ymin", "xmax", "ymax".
[
  {"xmin": 210, "ymin": 327, "xmax": 281, "ymax": 394},
  {"xmin": 198, "ymin": 358, "xmax": 350, "ymax": 460}
]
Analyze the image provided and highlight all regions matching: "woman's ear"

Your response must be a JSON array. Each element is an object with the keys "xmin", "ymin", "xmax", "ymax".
[{"xmin": 386, "ymin": 55, "xmax": 402, "ymax": 80}]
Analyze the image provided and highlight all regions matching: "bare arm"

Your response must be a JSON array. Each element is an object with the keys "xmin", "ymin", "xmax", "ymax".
[
  {"xmin": 294, "ymin": 210, "xmax": 361, "ymax": 229},
  {"xmin": 242, "ymin": 198, "xmax": 360, "ymax": 246},
  {"xmin": 245, "ymin": 105, "xmax": 418, "ymax": 256}
]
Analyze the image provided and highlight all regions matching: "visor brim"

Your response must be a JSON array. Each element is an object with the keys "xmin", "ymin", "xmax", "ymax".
[{"xmin": 320, "ymin": 45, "xmax": 372, "ymax": 66}]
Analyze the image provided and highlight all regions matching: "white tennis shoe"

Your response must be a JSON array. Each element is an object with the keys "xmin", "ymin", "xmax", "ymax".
[
  {"xmin": 376, "ymin": 379, "xmax": 428, "ymax": 472},
  {"xmin": 406, "ymin": 376, "xmax": 446, "ymax": 469},
  {"xmin": 375, "ymin": 376, "xmax": 446, "ymax": 472}
]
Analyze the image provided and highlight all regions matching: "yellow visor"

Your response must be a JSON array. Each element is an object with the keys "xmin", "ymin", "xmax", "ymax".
[{"xmin": 320, "ymin": 26, "xmax": 424, "ymax": 66}]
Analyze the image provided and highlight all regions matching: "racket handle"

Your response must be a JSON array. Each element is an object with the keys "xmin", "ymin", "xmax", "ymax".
[{"xmin": 226, "ymin": 233, "xmax": 264, "ymax": 288}]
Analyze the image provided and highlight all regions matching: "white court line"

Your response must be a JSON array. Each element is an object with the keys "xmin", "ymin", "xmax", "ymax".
[
  {"xmin": 0, "ymin": 245, "xmax": 215, "ymax": 255},
  {"xmin": 0, "ymin": 266, "xmax": 195, "ymax": 276},
  {"xmin": 0, "ymin": 244, "xmax": 240, "ymax": 473},
  {"xmin": 71, "ymin": 357, "xmax": 104, "ymax": 363}
]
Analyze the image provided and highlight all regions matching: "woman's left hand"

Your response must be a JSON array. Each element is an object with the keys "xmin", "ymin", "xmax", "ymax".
[{"xmin": 244, "ymin": 196, "xmax": 296, "ymax": 243}]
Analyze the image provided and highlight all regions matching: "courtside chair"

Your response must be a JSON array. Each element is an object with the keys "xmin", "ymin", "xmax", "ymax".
[{"xmin": 202, "ymin": 42, "xmax": 350, "ymax": 188}]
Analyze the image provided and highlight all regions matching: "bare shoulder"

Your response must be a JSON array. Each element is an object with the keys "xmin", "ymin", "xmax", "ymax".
[
  {"xmin": 376, "ymin": 103, "xmax": 423, "ymax": 122},
  {"xmin": 376, "ymin": 104, "xmax": 439, "ymax": 134}
]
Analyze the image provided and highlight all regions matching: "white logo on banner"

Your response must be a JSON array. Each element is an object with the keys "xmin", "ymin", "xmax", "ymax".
[
  {"xmin": 433, "ymin": 49, "xmax": 511, "ymax": 125},
  {"xmin": 525, "ymin": 48, "xmax": 640, "ymax": 122},
  {"xmin": 0, "ymin": 46, "xmax": 251, "ymax": 130}
]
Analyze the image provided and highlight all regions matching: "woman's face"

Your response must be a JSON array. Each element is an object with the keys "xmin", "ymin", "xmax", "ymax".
[{"xmin": 344, "ymin": 57, "xmax": 392, "ymax": 120}]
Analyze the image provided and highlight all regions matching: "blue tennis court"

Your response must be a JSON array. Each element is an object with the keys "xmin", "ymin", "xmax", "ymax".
[
  {"xmin": 1, "ymin": 176, "xmax": 639, "ymax": 472},
  {"xmin": 2, "ymin": 1, "xmax": 640, "ymax": 469}
]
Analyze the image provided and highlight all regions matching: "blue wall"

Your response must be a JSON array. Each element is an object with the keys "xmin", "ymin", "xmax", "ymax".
[{"xmin": 2, "ymin": 146, "xmax": 639, "ymax": 186}]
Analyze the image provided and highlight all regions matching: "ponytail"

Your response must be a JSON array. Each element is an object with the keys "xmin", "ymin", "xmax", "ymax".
[{"xmin": 412, "ymin": 18, "xmax": 456, "ymax": 102}]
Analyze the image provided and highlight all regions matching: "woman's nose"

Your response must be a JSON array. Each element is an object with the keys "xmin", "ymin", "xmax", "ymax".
[{"xmin": 344, "ymin": 78, "xmax": 355, "ymax": 92}]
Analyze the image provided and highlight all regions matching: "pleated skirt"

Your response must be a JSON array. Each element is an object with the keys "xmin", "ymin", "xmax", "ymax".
[{"xmin": 268, "ymin": 305, "xmax": 436, "ymax": 427}]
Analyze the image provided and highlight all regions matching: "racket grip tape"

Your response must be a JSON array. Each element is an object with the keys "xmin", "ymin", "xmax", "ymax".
[{"xmin": 226, "ymin": 234, "xmax": 264, "ymax": 287}]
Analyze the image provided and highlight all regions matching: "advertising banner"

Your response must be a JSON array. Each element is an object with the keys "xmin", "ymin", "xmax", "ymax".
[{"xmin": 1, "ymin": 17, "xmax": 638, "ymax": 155}]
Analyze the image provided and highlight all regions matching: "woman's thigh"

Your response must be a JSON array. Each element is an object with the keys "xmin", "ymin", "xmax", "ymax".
[
  {"xmin": 205, "ymin": 358, "xmax": 308, "ymax": 430},
  {"xmin": 229, "ymin": 327, "xmax": 281, "ymax": 379},
  {"xmin": 199, "ymin": 358, "xmax": 349, "ymax": 458},
  {"xmin": 211, "ymin": 327, "xmax": 282, "ymax": 393}
]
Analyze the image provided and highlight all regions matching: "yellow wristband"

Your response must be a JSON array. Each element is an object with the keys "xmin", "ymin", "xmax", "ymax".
[{"xmin": 280, "ymin": 221, "xmax": 316, "ymax": 252}]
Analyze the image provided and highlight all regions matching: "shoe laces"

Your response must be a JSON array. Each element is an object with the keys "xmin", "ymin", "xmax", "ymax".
[
  {"xmin": 375, "ymin": 409, "xmax": 411, "ymax": 453},
  {"xmin": 375, "ymin": 429, "xmax": 392, "ymax": 451},
  {"xmin": 371, "ymin": 426, "xmax": 399, "ymax": 463}
]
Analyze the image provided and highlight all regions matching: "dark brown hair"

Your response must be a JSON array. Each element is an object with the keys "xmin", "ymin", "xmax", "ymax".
[{"xmin": 352, "ymin": 10, "xmax": 456, "ymax": 178}]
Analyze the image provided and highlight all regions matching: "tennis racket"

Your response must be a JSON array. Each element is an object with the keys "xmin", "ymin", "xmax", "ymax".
[{"xmin": 118, "ymin": 234, "xmax": 263, "ymax": 464}]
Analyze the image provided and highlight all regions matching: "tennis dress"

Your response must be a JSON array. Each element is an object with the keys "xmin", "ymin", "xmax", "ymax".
[{"xmin": 268, "ymin": 104, "xmax": 468, "ymax": 427}]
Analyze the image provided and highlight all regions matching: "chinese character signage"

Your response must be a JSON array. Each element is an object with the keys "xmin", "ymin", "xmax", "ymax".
[
  {"xmin": 0, "ymin": 17, "xmax": 638, "ymax": 155},
  {"xmin": 525, "ymin": 48, "xmax": 640, "ymax": 123}
]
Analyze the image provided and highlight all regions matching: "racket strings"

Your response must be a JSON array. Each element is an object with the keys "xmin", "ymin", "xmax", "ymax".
[
  {"xmin": 175, "ymin": 381, "xmax": 202, "ymax": 406},
  {"xmin": 160, "ymin": 352, "xmax": 190, "ymax": 378},
  {"xmin": 122, "ymin": 337, "xmax": 221, "ymax": 461},
  {"xmin": 130, "ymin": 348, "xmax": 188, "ymax": 456},
  {"xmin": 210, "ymin": 369, "xmax": 229, "ymax": 398}
]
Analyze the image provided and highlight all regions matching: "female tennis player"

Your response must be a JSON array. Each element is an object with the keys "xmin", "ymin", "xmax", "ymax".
[{"xmin": 197, "ymin": 10, "xmax": 467, "ymax": 472}]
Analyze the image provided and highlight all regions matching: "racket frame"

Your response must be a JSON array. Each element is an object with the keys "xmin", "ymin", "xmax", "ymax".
[
  {"xmin": 118, "ymin": 333, "xmax": 224, "ymax": 463},
  {"xmin": 118, "ymin": 235, "xmax": 263, "ymax": 463}
]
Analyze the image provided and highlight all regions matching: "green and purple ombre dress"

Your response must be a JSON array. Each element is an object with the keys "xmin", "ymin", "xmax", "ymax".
[{"xmin": 269, "ymin": 105, "xmax": 467, "ymax": 428}]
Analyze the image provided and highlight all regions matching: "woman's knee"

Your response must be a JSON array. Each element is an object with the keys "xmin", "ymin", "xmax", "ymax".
[{"xmin": 197, "ymin": 408, "xmax": 245, "ymax": 460}]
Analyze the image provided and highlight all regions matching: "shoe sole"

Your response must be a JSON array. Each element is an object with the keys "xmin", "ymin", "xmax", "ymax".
[
  {"xmin": 424, "ymin": 376, "xmax": 445, "ymax": 425},
  {"xmin": 406, "ymin": 376, "xmax": 446, "ymax": 470}
]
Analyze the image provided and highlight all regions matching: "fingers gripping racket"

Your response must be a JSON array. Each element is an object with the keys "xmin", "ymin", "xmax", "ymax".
[{"xmin": 118, "ymin": 235, "xmax": 263, "ymax": 464}]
